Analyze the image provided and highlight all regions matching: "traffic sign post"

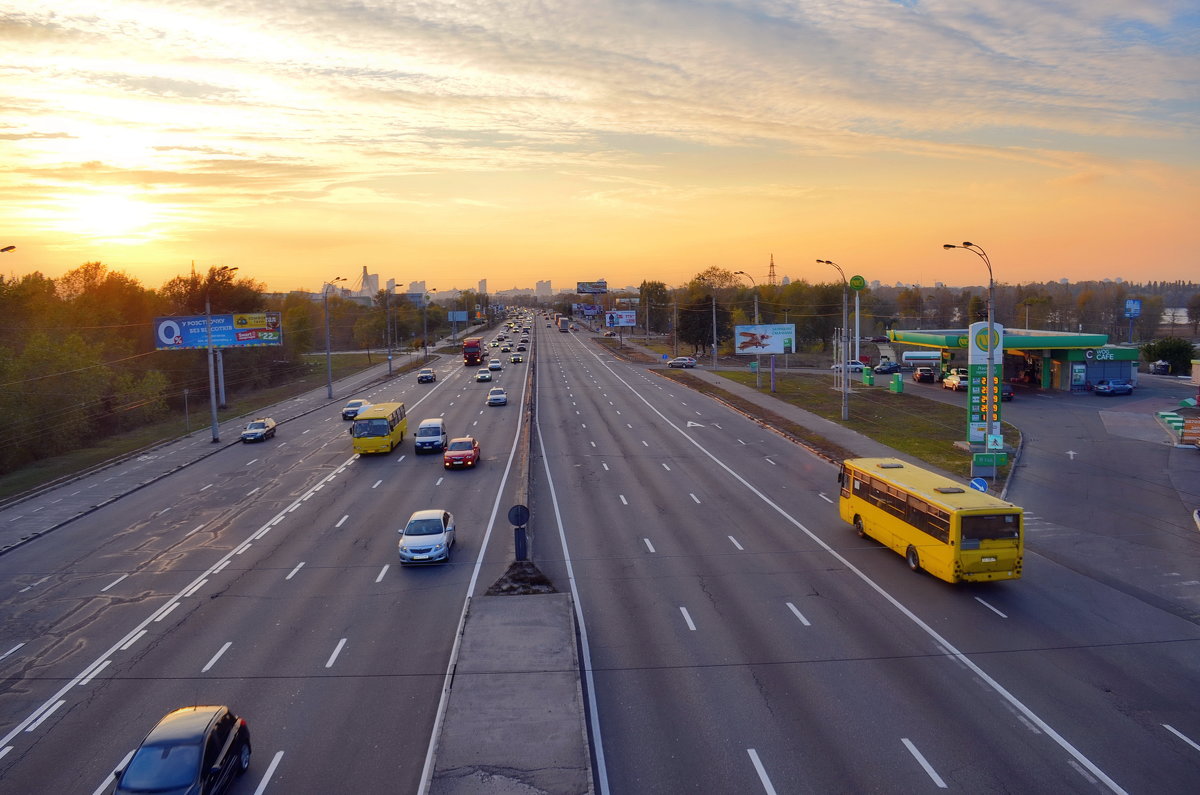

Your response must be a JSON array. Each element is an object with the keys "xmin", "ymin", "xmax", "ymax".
[{"xmin": 508, "ymin": 504, "xmax": 530, "ymax": 561}]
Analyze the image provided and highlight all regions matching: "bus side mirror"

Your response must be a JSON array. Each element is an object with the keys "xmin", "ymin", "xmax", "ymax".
[{"xmin": 836, "ymin": 471, "xmax": 843, "ymax": 485}]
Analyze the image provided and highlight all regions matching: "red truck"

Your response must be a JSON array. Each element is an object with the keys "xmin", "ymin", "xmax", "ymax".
[{"xmin": 462, "ymin": 337, "xmax": 484, "ymax": 366}]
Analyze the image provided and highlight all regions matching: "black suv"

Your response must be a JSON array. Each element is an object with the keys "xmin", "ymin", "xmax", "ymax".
[{"xmin": 113, "ymin": 706, "xmax": 250, "ymax": 795}]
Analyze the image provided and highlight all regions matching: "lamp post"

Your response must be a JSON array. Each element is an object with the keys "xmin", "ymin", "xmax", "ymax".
[
  {"xmin": 944, "ymin": 242, "xmax": 996, "ymax": 446},
  {"xmin": 205, "ymin": 265, "xmax": 238, "ymax": 442},
  {"xmin": 1, "ymin": 245, "xmax": 14, "ymax": 253},
  {"xmin": 323, "ymin": 277, "xmax": 345, "ymax": 399},
  {"xmin": 734, "ymin": 270, "xmax": 761, "ymax": 388},
  {"xmin": 817, "ymin": 259, "xmax": 850, "ymax": 421}
]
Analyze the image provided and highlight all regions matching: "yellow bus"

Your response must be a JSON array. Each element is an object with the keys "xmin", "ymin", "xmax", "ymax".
[
  {"xmin": 349, "ymin": 402, "xmax": 407, "ymax": 455},
  {"xmin": 838, "ymin": 457, "xmax": 1022, "ymax": 583}
]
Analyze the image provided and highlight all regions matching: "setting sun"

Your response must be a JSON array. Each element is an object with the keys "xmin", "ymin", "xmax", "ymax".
[{"xmin": 53, "ymin": 191, "xmax": 162, "ymax": 241}]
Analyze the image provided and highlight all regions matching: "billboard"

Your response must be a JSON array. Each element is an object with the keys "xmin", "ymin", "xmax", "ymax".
[
  {"xmin": 155, "ymin": 313, "xmax": 282, "ymax": 350},
  {"xmin": 572, "ymin": 303, "xmax": 602, "ymax": 316},
  {"xmin": 733, "ymin": 324, "xmax": 795, "ymax": 355},
  {"xmin": 447, "ymin": 310, "xmax": 468, "ymax": 322},
  {"xmin": 604, "ymin": 311, "xmax": 636, "ymax": 327},
  {"xmin": 577, "ymin": 280, "xmax": 608, "ymax": 294}
]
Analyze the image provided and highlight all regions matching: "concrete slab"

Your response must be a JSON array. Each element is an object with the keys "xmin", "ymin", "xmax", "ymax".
[{"xmin": 429, "ymin": 593, "xmax": 592, "ymax": 795}]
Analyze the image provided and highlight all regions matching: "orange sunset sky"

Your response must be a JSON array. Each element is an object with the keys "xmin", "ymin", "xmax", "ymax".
[{"xmin": 1, "ymin": 1, "xmax": 1197, "ymax": 293}]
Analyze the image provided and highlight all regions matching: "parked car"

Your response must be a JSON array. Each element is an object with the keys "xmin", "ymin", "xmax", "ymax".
[
  {"xmin": 240, "ymin": 417, "xmax": 276, "ymax": 442},
  {"xmin": 667, "ymin": 357, "xmax": 697, "ymax": 368},
  {"xmin": 831, "ymin": 361, "xmax": 865, "ymax": 372},
  {"xmin": 1094, "ymin": 378, "xmax": 1133, "ymax": 396},
  {"xmin": 873, "ymin": 361, "xmax": 902, "ymax": 375},
  {"xmin": 913, "ymin": 367, "xmax": 936, "ymax": 383},
  {"xmin": 416, "ymin": 368, "xmax": 436, "ymax": 383},
  {"xmin": 1000, "ymin": 382, "xmax": 1015, "ymax": 401},
  {"xmin": 486, "ymin": 387, "xmax": 508, "ymax": 406},
  {"xmin": 398, "ymin": 509, "xmax": 456, "ymax": 564},
  {"xmin": 112, "ymin": 706, "xmax": 250, "ymax": 795},
  {"xmin": 476, "ymin": 369, "xmax": 492, "ymax": 382},
  {"xmin": 1149, "ymin": 360, "xmax": 1171, "ymax": 375},
  {"xmin": 603, "ymin": 330, "xmax": 617, "ymax": 337},
  {"xmin": 341, "ymin": 399, "xmax": 371, "ymax": 420},
  {"xmin": 443, "ymin": 437, "xmax": 480, "ymax": 468},
  {"xmin": 942, "ymin": 373, "xmax": 967, "ymax": 391},
  {"xmin": 488, "ymin": 359, "xmax": 503, "ymax": 371}
]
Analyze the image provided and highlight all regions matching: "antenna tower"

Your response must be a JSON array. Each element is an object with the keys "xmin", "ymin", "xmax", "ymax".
[{"xmin": 767, "ymin": 253, "xmax": 777, "ymax": 286}]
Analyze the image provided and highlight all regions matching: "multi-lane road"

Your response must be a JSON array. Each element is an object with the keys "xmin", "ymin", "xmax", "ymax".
[{"xmin": 1, "ymin": 323, "xmax": 1198, "ymax": 793}]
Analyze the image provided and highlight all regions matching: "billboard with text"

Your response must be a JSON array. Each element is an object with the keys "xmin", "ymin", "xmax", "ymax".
[
  {"xmin": 604, "ymin": 311, "xmax": 636, "ymax": 327},
  {"xmin": 155, "ymin": 313, "xmax": 282, "ymax": 350},
  {"xmin": 577, "ymin": 280, "xmax": 608, "ymax": 294}
]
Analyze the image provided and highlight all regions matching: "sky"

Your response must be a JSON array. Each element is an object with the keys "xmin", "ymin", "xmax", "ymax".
[{"xmin": 1, "ymin": 1, "xmax": 1197, "ymax": 294}]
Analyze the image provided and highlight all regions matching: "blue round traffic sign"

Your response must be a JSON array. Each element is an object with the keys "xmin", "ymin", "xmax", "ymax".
[{"xmin": 969, "ymin": 477, "xmax": 988, "ymax": 493}]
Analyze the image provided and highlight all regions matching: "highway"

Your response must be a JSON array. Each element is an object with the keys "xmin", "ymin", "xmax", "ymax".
[
  {"xmin": 532, "ymin": 328, "xmax": 1200, "ymax": 793},
  {"xmin": 1, "ymin": 321, "xmax": 1199, "ymax": 794}
]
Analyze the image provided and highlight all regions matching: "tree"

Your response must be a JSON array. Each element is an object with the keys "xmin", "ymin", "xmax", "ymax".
[
  {"xmin": 1140, "ymin": 337, "xmax": 1195, "ymax": 376},
  {"xmin": 639, "ymin": 280, "xmax": 670, "ymax": 333},
  {"xmin": 677, "ymin": 295, "xmax": 732, "ymax": 356},
  {"xmin": 1187, "ymin": 292, "xmax": 1200, "ymax": 334}
]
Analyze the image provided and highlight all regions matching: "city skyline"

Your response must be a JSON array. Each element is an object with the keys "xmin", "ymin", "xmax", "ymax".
[{"xmin": 2, "ymin": 2, "xmax": 1196, "ymax": 293}]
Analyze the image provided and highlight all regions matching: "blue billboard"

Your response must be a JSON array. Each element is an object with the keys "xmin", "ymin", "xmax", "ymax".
[{"xmin": 155, "ymin": 312, "xmax": 283, "ymax": 350}]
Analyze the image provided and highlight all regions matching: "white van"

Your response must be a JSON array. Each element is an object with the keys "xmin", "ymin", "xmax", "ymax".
[{"xmin": 414, "ymin": 418, "xmax": 448, "ymax": 453}]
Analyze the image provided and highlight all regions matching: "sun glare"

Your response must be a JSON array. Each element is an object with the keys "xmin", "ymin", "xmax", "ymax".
[{"xmin": 55, "ymin": 192, "xmax": 161, "ymax": 240}]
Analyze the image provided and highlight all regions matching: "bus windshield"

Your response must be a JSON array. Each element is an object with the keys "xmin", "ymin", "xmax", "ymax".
[{"xmin": 352, "ymin": 418, "xmax": 391, "ymax": 438}]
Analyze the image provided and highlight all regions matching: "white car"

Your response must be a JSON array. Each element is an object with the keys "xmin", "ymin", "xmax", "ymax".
[
  {"xmin": 830, "ymin": 361, "xmax": 865, "ymax": 372},
  {"xmin": 486, "ymin": 387, "xmax": 508, "ymax": 406},
  {"xmin": 488, "ymin": 359, "xmax": 503, "ymax": 371},
  {"xmin": 667, "ymin": 357, "xmax": 697, "ymax": 368},
  {"xmin": 398, "ymin": 509, "xmax": 456, "ymax": 564}
]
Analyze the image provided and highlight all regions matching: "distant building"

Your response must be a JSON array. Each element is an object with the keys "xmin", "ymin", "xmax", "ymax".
[
  {"xmin": 535, "ymin": 279, "xmax": 552, "ymax": 296},
  {"xmin": 478, "ymin": 279, "xmax": 487, "ymax": 296},
  {"xmin": 407, "ymin": 280, "xmax": 426, "ymax": 294}
]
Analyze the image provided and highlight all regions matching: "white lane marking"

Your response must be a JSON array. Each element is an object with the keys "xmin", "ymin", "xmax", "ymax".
[
  {"xmin": 120, "ymin": 630, "xmax": 146, "ymax": 651},
  {"xmin": 186, "ymin": 522, "xmax": 206, "ymax": 536},
  {"xmin": 747, "ymin": 749, "xmax": 778, "ymax": 795},
  {"xmin": 712, "ymin": 423, "xmax": 722, "ymax": 429},
  {"xmin": 786, "ymin": 602, "xmax": 811, "ymax": 627},
  {"xmin": 818, "ymin": 493, "xmax": 834, "ymax": 504},
  {"xmin": 626, "ymin": 423, "xmax": 632, "ymax": 429},
  {"xmin": 78, "ymin": 660, "xmax": 110, "ymax": 687},
  {"xmin": 271, "ymin": 515, "xmax": 284, "ymax": 526},
  {"xmin": 372, "ymin": 479, "xmax": 383, "ymax": 489},
  {"xmin": 765, "ymin": 458, "xmax": 776, "ymax": 466},
  {"xmin": 325, "ymin": 638, "xmax": 347, "ymax": 668},
  {"xmin": 376, "ymin": 565, "xmax": 390, "ymax": 583},
  {"xmin": 91, "ymin": 750, "xmax": 134, "ymax": 795},
  {"xmin": 591, "ymin": 441, "xmax": 597, "ymax": 448},
  {"xmin": 335, "ymin": 514, "xmax": 349, "ymax": 528},
  {"xmin": 181, "ymin": 579, "xmax": 208, "ymax": 599},
  {"xmin": 24, "ymin": 700, "xmax": 64, "ymax": 733},
  {"xmin": 100, "ymin": 574, "xmax": 128, "ymax": 592},
  {"xmin": 643, "ymin": 539, "xmax": 656, "ymax": 553},
  {"xmin": 975, "ymin": 597, "xmax": 1008, "ymax": 618},
  {"xmin": 641, "ymin": 440, "xmax": 648, "ymax": 447},
  {"xmin": 252, "ymin": 750, "xmax": 285, "ymax": 795},
  {"xmin": 154, "ymin": 602, "xmax": 179, "ymax": 622},
  {"xmin": 1, "ymin": 643, "xmax": 25, "ymax": 661},
  {"xmin": 902, "ymin": 738, "xmax": 946, "ymax": 788},
  {"xmin": 236, "ymin": 544, "xmax": 252, "ymax": 555},
  {"xmin": 213, "ymin": 560, "xmax": 230, "ymax": 575},
  {"xmin": 254, "ymin": 527, "xmax": 270, "ymax": 540},
  {"xmin": 202, "ymin": 642, "xmax": 232, "ymax": 673},
  {"xmin": 1163, "ymin": 724, "xmax": 1200, "ymax": 752},
  {"xmin": 200, "ymin": 483, "xmax": 212, "ymax": 491},
  {"xmin": 245, "ymin": 458, "xmax": 258, "ymax": 466},
  {"xmin": 581, "ymin": 423, "xmax": 587, "ymax": 428},
  {"xmin": 662, "ymin": 463, "xmax": 671, "ymax": 471},
  {"xmin": 436, "ymin": 477, "xmax": 445, "ymax": 486},
  {"xmin": 679, "ymin": 607, "xmax": 697, "ymax": 631},
  {"xmin": 286, "ymin": 562, "xmax": 305, "ymax": 580},
  {"xmin": 728, "ymin": 536, "xmax": 743, "ymax": 550},
  {"xmin": 690, "ymin": 493, "xmax": 700, "ymax": 504},
  {"xmin": 395, "ymin": 454, "xmax": 406, "ymax": 463},
  {"xmin": 619, "ymin": 495, "xmax": 628, "ymax": 505},
  {"xmin": 738, "ymin": 439, "xmax": 746, "ymax": 445},
  {"xmin": 580, "ymin": 338, "xmax": 1126, "ymax": 795},
  {"xmin": 601, "ymin": 462, "xmax": 609, "ymax": 471}
]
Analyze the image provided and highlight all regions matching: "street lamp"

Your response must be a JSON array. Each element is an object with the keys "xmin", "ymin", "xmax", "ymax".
[
  {"xmin": 1, "ymin": 245, "xmax": 14, "ymax": 253},
  {"xmin": 205, "ymin": 265, "xmax": 238, "ymax": 442},
  {"xmin": 944, "ymin": 242, "xmax": 996, "ymax": 446},
  {"xmin": 817, "ymin": 259, "xmax": 850, "ymax": 421},
  {"xmin": 734, "ymin": 271, "xmax": 761, "ymax": 388},
  {"xmin": 323, "ymin": 277, "xmax": 345, "ymax": 399}
]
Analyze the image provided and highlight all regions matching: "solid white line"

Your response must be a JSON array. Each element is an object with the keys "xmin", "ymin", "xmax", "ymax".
[
  {"xmin": 247, "ymin": 487, "xmax": 260, "ymax": 496},
  {"xmin": 902, "ymin": 738, "xmax": 946, "ymax": 788},
  {"xmin": 213, "ymin": 560, "xmax": 230, "ymax": 575},
  {"xmin": 91, "ymin": 750, "xmax": 134, "ymax": 795},
  {"xmin": 120, "ymin": 630, "xmax": 146, "ymax": 651},
  {"xmin": 154, "ymin": 602, "xmax": 179, "ymax": 622},
  {"xmin": 818, "ymin": 493, "xmax": 834, "ymax": 504},
  {"xmin": 747, "ymin": 749, "xmax": 777, "ymax": 795},
  {"xmin": 200, "ymin": 483, "xmax": 212, "ymax": 491},
  {"xmin": 186, "ymin": 523, "xmax": 205, "ymax": 536},
  {"xmin": 252, "ymin": 750, "xmax": 285, "ymax": 795},
  {"xmin": 335, "ymin": 514, "xmax": 348, "ymax": 528},
  {"xmin": 236, "ymin": 544, "xmax": 252, "ymax": 555},
  {"xmin": 679, "ymin": 607, "xmax": 697, "ymax": 631},
  {"xmin": 181, "ymin": 579, "xmax": 208, "ymax": 598},
  {"xmin": 25, "ymin": 700, "xmax": 64, "ymax": 733},
  {"xmin": 738, "ymin": 439, "xmax": 746, "ymax": 445},
  {"xmin": 202, "ymin": 642, "xmax": 232, "ymax": 673},
  {"xmin": 619, "ymin": 495, "xmax": 628, "ymax": 505},
  {"xmin": 376, "ymin": 564, "xmax": 390, "ymax": 583},
  {"xmin": 1, "ymin": 643, "xmax": 24, "ymax": 661},
  {"xmin": 765, "ymin": 457, "xmax": 776, "ymax": 466},
  {"xmin": 286, "ymin": 562, "xmax": 305, "ymax": 580},
  {"xmin": 78, "ymin": 660, "xmax": 110, "ymax": 687},
  {"xmin": 728, "ymin": 536, "xmax": 743, "ymax": 550},
  {"xmin": 100, "ymin": 574, "xmax": 128, "ymax": 592},
  {"xmin": 786, "ymin": 602, "xmax": 811, "ymax": 627},
  {"xmin": 644, "ymin": 538, "xmax": 656, "ymax": 553},
  {"xmin": 254, "ymin": 527, "xmax": 270, "ymax": 540},
  {"xmin": 974, "ymin": 597, "xmax": 1008, "ymax": 618},
  {"xmin": 1163, "ymin": 724, "xmax": 1200, "ymax": 752},
  {"xmin": 325, "ymin": 638, "xmax": 347, "ymax": 668}
]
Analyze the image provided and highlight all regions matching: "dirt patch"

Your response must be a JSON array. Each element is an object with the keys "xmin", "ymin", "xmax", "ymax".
[{"xmin": 485, "ymin": 561, "xmax": 558, "ymax": 595}]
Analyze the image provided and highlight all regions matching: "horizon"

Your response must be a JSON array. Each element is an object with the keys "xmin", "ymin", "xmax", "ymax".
[{"xmin": 2, "ymin": 2, "xmax": 1197, "ymax": 293}]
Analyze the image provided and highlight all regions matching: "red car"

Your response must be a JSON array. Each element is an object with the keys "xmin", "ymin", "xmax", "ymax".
[{"xmin": 443, "ymin": 437, "xmax": 481, "ymax": 468}]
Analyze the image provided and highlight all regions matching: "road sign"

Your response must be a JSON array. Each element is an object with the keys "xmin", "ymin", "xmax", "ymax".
[
  {"xmin": 507, "ymin": 504, "xmax": 530, "ymax": 527},
  {"xmin": 849, "ymin": 274, "xmax": 866, "ymax": 291},
  {"xmin": 969, "ymin": 477, "xmax": 988, "ymax": 492}
]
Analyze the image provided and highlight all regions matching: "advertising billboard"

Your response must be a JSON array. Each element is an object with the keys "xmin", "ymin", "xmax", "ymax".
[
  {"xmin": 154, "ymin": 313, "xmax": 282, "ymax": 350},
  {"xmin": 577, "ymin": 280, "xmax": 608, "ymax": 294},
  {"xmin": 447, "ymin": 310, "xmax": 468, "ymax": 322},
  {"xmin": 604, "ymin": 311, "xmax": 637, "ymax": 327},
  {"xmin": 733, "ymin": 324, "xmax": 795, "ymax": 355}
]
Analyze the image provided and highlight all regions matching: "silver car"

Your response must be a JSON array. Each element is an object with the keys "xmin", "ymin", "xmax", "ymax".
[{"xmin": 398, "ymin": 509, "xmax": 456, "ymax": 564}]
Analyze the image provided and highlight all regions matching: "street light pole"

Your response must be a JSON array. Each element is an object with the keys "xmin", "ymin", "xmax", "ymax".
[
  {"xmin": 205, "ymin": 265, "xmax": 237, "ymax": 442},
  {"xmin": 323, "ymin": 277, "xmax": 345, "ymax": 399},
  {"xmin": 817, "ymin": 259, "xmax": 849, "ymax": 421},
  {"xmin": 734, "ymin": 270, "xmax": 761, "ymax": 388},
  {"xmin": 944, "ymin": 242, "xmax": 996, "ymax": 445}
]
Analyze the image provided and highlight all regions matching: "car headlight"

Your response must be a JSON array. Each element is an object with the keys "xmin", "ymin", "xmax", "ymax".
[{"xmin": 431, "ymin": 543, "xmax": 445, "ymax": 551}]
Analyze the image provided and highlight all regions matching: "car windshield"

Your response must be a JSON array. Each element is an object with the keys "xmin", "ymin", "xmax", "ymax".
[
  {"xmin": 120, "ymin": 742, "xmax": 201, "ymax": 791},
  {"xmin": 416, "ymin": 426, "xmax": 441, "ymax": 437},
  {"xmin": 405, "ymin": 518, "xmax": 445, "ymax": 536},
  {"xmin": 247, "ymin": 422, "xmax": 265, "ymax": 430},
  {"xmin": 419, "ymin": 370, "xmax": 432, "ymax": 376},
  {"xmin": 448, "ymin": 440, "xmax": 473, "ymax": 451},
  {"xmin": 351, "ymin": 418, "xmax": 390, "ymax": 438}
]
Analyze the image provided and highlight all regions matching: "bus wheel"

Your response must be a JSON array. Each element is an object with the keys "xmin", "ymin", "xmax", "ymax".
[
  {"xmin": 853, "ymin": 516, "xmax": 866, "ymax": 539},
  {"xmin": 906, "ymin": 546, "xmax": 921, "ymax": 572}
]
